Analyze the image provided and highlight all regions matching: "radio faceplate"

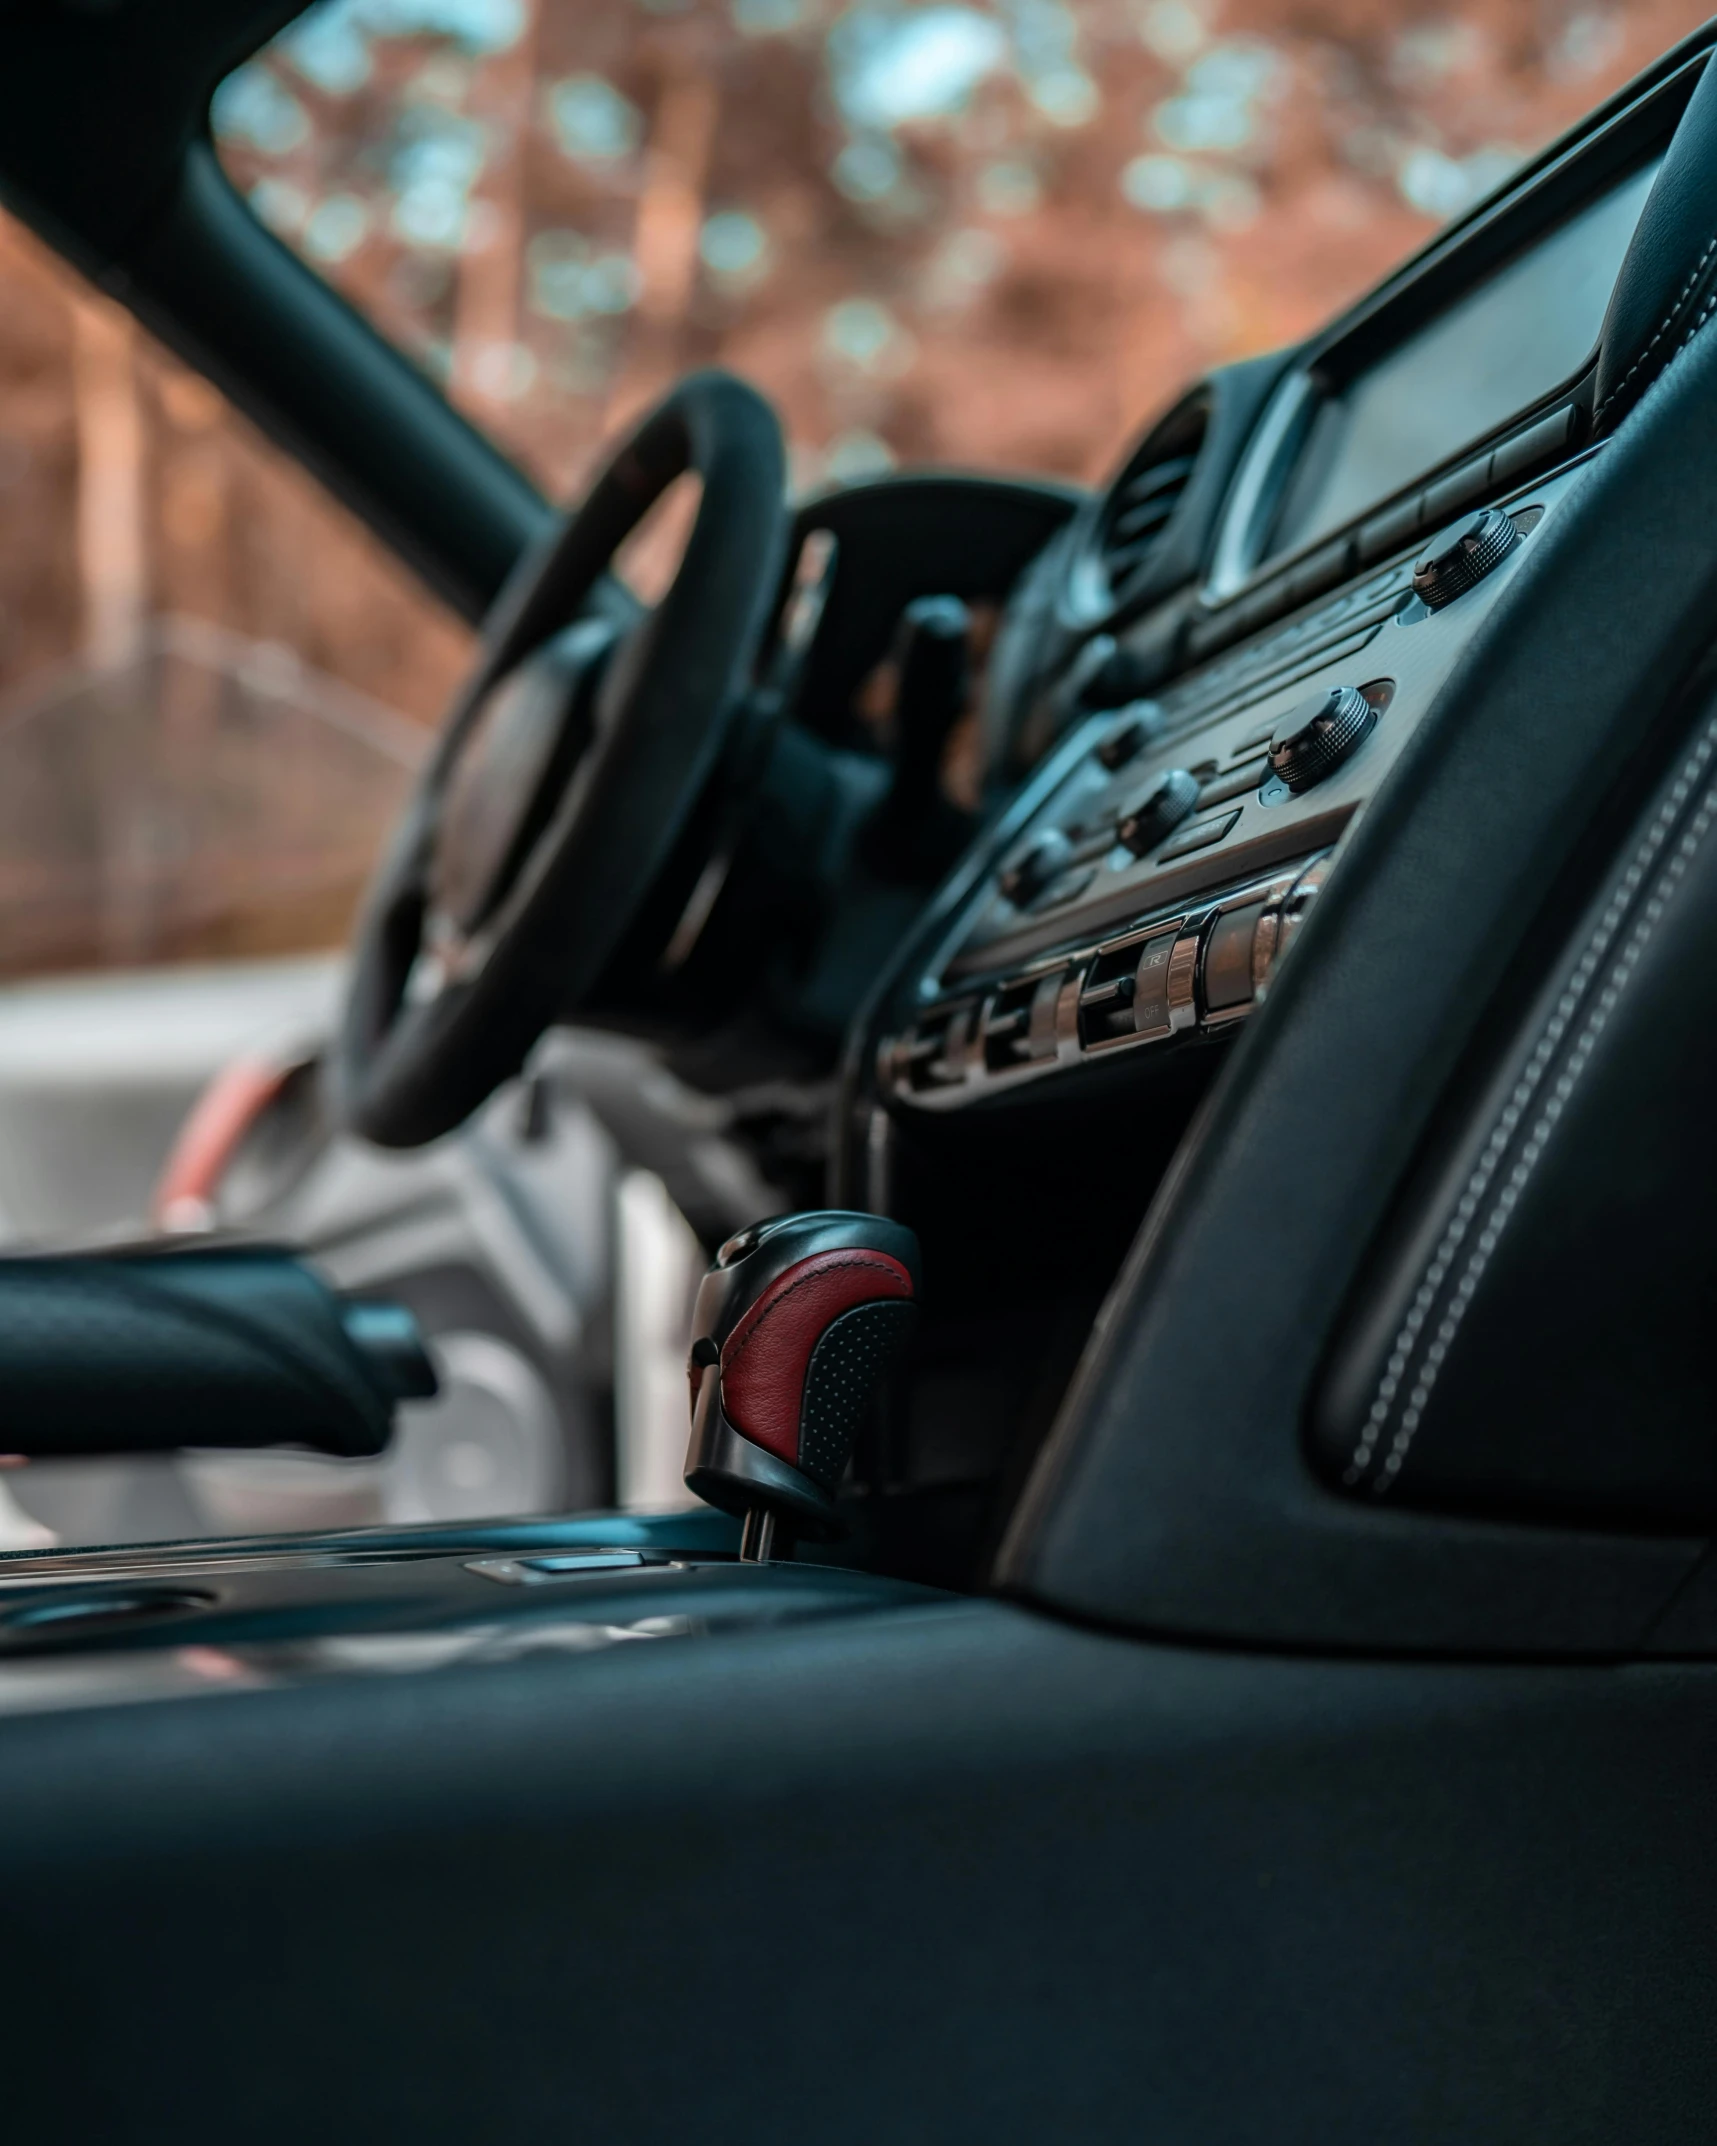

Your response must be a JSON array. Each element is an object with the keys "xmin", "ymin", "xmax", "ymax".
[{"xmin": 878, "ymin": 455, "xmax": 1591, "ymax": 1112}]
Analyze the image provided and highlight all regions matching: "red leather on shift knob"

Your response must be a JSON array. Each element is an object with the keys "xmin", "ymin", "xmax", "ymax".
[{"xmin": 683, "ymin": 1210, "xmax": 921, "ymax": 1541}]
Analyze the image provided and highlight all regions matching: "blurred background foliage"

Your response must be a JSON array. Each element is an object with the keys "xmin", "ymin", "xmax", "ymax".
[
  {"xmin": 219, "ymin": 0, "xmax": 1712, "ymax": 491},
  {"xmin": 0, "ymin": 0, "xmax": 1703, "ymax": 977}
]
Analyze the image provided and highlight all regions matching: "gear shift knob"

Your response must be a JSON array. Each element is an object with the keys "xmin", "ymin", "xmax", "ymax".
[{"xmin": 683, "ymin": 1210, "xmax": 921, "ymax": 1561}]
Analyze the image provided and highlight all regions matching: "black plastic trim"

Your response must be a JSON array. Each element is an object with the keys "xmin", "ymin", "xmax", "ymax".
[
  {"xmin": 0, "ymin": 2, "xmax": 549, "ymax": 620},
  {"xmin": 123, "ymin": 144, "xmax": 549, "ymax": 621}
]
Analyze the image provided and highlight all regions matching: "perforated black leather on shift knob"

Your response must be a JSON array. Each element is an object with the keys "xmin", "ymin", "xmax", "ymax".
[{"xmin": 683, "ymin": 1210, "xmax": 921, "ymax": 1537}]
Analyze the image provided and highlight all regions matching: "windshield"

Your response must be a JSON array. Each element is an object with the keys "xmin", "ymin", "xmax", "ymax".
[{"xmin": 212, "ymin": 0, "xmax": 1706, "ymax": 500}]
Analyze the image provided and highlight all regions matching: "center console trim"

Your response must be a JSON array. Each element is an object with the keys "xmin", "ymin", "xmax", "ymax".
[{"xmin": 879, "ymin": 852, "xmax": 1331, "ymax": 1111}]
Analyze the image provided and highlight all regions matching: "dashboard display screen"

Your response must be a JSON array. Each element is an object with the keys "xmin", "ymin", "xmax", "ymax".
[{"xmin": 1268, "ymin": 158, "xmax": 1660, "ymax": 560}]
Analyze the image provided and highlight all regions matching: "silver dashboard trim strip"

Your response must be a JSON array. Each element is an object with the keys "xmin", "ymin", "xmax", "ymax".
[{"xmin": 1205, "ymin": 371, "xmax": 1315, "ymax": 602}]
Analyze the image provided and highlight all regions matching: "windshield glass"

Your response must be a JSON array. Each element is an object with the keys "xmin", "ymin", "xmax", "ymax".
[{"xmin": 213, "ymin": 0, "xmax": 1708, "ymax": 499}]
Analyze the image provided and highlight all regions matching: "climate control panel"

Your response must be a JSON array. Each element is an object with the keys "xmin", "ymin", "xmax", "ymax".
[
  {"xmin": 881, "ymin": 853, "xmax": 1331, "ymax": 1109},
  {"xmin": 870, "ymin": 459, "xmax": 1584, "ymax": 1116}
]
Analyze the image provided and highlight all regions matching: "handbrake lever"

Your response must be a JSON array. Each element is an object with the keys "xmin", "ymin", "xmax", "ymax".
[{"xmin": 0, "ymin": 1247, "xmax": 435, "ymax": 1460}]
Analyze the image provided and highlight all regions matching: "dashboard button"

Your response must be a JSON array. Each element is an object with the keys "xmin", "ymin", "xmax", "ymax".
[
  {"xmin": 1095, "ymin": 705, "xmax": 1162, "ymax": 771},
  {"xmin": 1356, "ymin": 490, "xmax": 1425, "ymax": 564},
  {"xmin": 1195, "ymin": 756, "xmax": 1270, "ymax": 808},
  {"xmin": 1027, "ymin": 865, "xmax": 1095, "ymax": 913},
  {"xmin": 998, "ymin": 828, "xmax": 1073, "ymax": 904},
  {"xmin": 1411, "ymin": 506, "xmax": 1519, "ymax": 609},
  {"xmin": 1420, "ymin": 456, "xmax": 1489, "ymax": 526},
  {"xmin": 1256, "ymin": 852, "xmax": 1335, "ymax": 995},
  {"xmin": 1282, "ymin": 536, "xmax": 1352, "ymax": 608},
  {"xmin": 1490, "ymin": 405, "xmax": 1574, "ymax": 487},
  {"xmin": 1157, "ymin": 808, "xmax": 1241, "ymax": 861},
  {"xmin": 1203, "ymin": 903, "xmax": 1266, "ymax": 1011},
  {"xmin": 1166, "ymin": 931, "xmax": 1202, "ymax": 1029},
  {"xmin": 1267, "ymin": 685, "xmax": 1375, "ymax": 794},
  {"xmin": 1027, "ymin": 969, "xmax": 1066, "ymax": 1058},
  {"xmin": 1130, "ymin": 932, "xmax": 1177, "ymax": 1035},
  {"xmin": 1116, "ymin": 768, "xmax": 1199, "ymax": 856}
]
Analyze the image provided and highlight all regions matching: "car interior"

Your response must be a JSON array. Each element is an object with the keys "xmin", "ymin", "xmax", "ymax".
[{"xmin": 6, "ymin": 1, "xmax": 1717, "ymax": 2135}]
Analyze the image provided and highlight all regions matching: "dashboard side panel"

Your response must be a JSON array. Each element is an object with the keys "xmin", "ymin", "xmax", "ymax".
[{"xmin": 995, "ymin": 276, "xmax": 1717, "ymax": 1653}]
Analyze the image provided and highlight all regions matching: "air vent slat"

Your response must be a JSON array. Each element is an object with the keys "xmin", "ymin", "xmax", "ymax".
[
  {"xmin": 1111, "ymin": 502, "xmax": 1176, "ymax": 547},
  {"xmin": 1089, "ymin": 399, "xmax": 1208, "ymax": 610},
  {"xmin": 1116, "ymin": 487, "xmax": 1180, "ymax": 520},
  {"xmin": 1118, "ymin": 456, "xmax": 1196, "ymax": 506},
  {"xmin": 1115, "ymin": 486, "xmax": 1179, "ymax": 523},
  {"xmin": 1113, "ymin": 499, "xmax": 1178, "ymax": 538},
  {"xmin": 900, "ymin": 1002, "xmax": 975, "ymax": 1091}
]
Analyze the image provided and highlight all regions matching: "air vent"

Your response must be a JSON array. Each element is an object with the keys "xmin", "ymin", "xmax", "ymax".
[
  {"xmin": 1077, "ymin": 929, "xmax": 1180, "ymax": 1049},
  {"xmin": 1091, "ymin": 394, "xmax": 1209, "ymax": 610},
  {"xmin": 896, "ymin": 1002, "xmax": 975, "ymax": 1093},
  {"xmin": 981, "ymin": 971, "xmax": 1064, "ymax": 1073},
  {"xmin": 1077, "ymin": 944, "xmax": 1144, "ymax": 1049}
]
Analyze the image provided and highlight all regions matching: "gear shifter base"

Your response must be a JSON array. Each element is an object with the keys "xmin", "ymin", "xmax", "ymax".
[
  {"xmin": 684, "ymin": 1375, "xmax": 843, "ymax": 1537},
  {"xmin": 738, "ymin": 1508, "xmax": 781, "ymax": 1563}
]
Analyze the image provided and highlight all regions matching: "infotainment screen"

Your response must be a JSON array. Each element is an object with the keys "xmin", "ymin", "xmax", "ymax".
[{"xmin": 1267, "ymin": 158, "xmax": 1661, "ymax": 561}]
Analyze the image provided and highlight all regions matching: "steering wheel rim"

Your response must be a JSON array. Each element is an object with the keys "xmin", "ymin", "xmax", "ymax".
[{"xmin": 334, "ymin": 370, "xmax": 787, "ymax": 1149}]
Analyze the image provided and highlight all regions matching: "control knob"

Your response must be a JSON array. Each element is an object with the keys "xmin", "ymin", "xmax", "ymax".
[
  {"xmin": 1116, "ymin": 768, "xmax": 1199, "ymax": 856},
  {"xmin": 999, "ymin": 828, "xmax": 1073, "ymax": 905},
  {"xmin": 1268, "ymin": 685, "xmax": 1376, "ymax": 795},
  {"xmin": 1412, "ymin": 507, "xmax": 1519, "ymax": 610},
  {"xmin": 1095, "ymin": 702, "xmax": 1164, "ymax": 772}
]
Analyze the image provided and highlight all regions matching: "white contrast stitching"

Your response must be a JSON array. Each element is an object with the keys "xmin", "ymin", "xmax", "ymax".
[
  {"xmin": 1347, "ymin": 704, "xmax": 1717, "ymax": 1490},
  {"xmin": 1664, "ymin": 285, "xmax": 1717, "ymax": 391},
  {"xmin": 1594, "ymin": 230, "xmax": 1717, "ymax": 426},
  {"xmin": 1595, "ymin": 240, "xmax": 1717, "ymax": 418}
]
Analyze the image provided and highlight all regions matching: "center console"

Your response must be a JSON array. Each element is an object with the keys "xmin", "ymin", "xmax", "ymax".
[
  {"xmin": 862, "ymin": 42, "xmax": 1709, "ymax": 1128},
  {"xmin": 877, "ymin": 467, "xmax": 1579, "ymax": 1114}
]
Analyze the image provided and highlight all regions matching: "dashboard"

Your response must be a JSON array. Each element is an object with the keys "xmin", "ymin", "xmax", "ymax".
[
  {"xmin": 0, "ymin": 21, "xmax": 1711, "ymax": 1672},
  {"xmin": 848, "ymin": 43, "xmax": 1705, "ymax": 1139}
]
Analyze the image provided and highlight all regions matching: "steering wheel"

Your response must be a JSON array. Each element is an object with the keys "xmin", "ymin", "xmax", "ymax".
[{"xmin": 334, "ymin": 371, "xmax": 787, "ymax": 1149}]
